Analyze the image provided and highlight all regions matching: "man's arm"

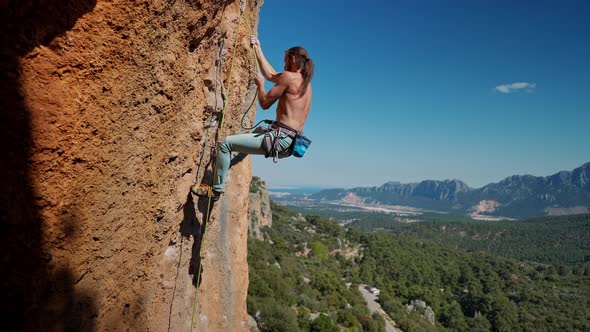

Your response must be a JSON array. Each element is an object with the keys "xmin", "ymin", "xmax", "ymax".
[
  {"xmin": 255, "ymin": 73, "xmax": 288, "ymax": 110},
  {"xmin": 251, "ymin": 36, "xmax": 280, "ymax": 83}
]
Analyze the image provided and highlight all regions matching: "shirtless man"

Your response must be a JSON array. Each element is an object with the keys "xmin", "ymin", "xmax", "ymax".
[
  {"xmin": 253, "ymin": 37, "xmax": 313, "ymax": 132},
  {"xmin": 192, "ymin": 36, "xmax": 314, "ymax": 200}
]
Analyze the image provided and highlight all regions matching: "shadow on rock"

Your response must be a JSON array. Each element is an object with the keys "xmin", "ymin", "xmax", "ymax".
[
  {"xmin": 179, "ymin": 149, "xmax": 250, "ymax": 288},
  {"xmin": 180, "ymin": 192, "xmax": 209, "ymax": 288},
  {"xmin": 0, "ymin": 0, "xmax": 97, "ymax": 330}
]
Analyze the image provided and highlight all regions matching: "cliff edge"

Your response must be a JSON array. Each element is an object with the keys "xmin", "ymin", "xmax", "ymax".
[
  {"xmin": 248, "ymin": 176, "xmax": 272, "ymax": 240},
  {"xmin": 1, "ymin": 0, "xmax": 262, "ymax": 330}
]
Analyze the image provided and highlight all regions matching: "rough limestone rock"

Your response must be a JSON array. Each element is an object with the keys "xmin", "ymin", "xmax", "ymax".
[
  {"xmin": 1, "ymin": 0, "xmax": 262, "ymax": 330},
  {"xmin": 406, "ymin": 299, "xmax": 436, "ymax": 324},
  {"xmin": 248, "ymin": 176, "xmax": 272, "ymax": 240},
  {"xmin": 249, "ymin": 314, "xmax": 261, "ymax": 332}
]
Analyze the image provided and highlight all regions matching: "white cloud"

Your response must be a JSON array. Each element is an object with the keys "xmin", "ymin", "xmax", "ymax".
[{"xmin": 495, "ymin": 82, "xmax": 536, "ymax": 94}]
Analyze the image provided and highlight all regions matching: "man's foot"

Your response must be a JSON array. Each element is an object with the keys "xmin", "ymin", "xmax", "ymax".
[{"xmin": 190, "ymin": 183, "xmax": 222, "ymax": 202}]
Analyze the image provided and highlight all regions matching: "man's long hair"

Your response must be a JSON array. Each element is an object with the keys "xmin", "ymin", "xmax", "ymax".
[{"xmin": 286, "ymin": 46, "xmax": 313, "ymax": 96}]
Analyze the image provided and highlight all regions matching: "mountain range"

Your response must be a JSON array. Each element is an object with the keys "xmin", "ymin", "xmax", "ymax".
[{"xmin": 311, "ymin": 162, "xmax": 590, "ymax": 219}]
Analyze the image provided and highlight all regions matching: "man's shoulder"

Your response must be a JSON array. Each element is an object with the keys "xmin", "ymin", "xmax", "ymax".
[
  {"xmin": 277, "ymin": 72, "xmax": 303, "ymax": 92},
  {"xmin": 277, "ymin": 71, "xmax": 301, "ymax": 81}
]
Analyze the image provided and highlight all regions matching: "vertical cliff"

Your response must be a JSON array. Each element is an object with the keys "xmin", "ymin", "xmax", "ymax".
[
  {"xmin": 1, "ymin": 0, "xmax": 261, "ymax": 330},
  {"xmin": 248, "ymin": 176, "xmax": 272, "ymax": 240}
]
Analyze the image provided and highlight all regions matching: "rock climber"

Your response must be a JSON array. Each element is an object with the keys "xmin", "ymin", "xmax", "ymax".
[{"xmin": 191, "ymin": 36, "xmax": 314, "ymax": 201}]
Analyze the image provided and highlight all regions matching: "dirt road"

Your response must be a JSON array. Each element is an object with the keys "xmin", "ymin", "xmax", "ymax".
[{"xmin": 358, "ymin": 285, "xmax": 401, "ymax": 332}]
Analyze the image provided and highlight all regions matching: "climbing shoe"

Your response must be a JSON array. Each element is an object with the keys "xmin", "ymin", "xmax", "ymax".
[{"xmin": 190, "ymin": 183, "xmax": 222, "ymax": 202}]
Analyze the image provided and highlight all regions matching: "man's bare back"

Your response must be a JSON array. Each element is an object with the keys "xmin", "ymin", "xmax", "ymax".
[{"xmin": 275, "ymin": 72, "xmax": 312, "ymax": 132}]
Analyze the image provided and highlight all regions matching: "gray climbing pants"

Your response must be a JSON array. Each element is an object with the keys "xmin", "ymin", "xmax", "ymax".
[{"xmin": 212, "ymin": 129, "xmax": 293, "ymax": 193}]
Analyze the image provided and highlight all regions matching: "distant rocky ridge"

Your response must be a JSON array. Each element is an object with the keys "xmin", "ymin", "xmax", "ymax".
[{"xmin": 312, "ymin": 162, "xmax": 590, "ymax": 219}]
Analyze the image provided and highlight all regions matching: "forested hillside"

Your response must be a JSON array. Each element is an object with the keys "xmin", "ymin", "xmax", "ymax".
[
  {"xmin": 352, "ymin": 232, "xmax": 590, "ymax": 331},
  {"xmin": 248, "ymin": 203, "xmax": 386, "ymax": 332},
  {"xmin": 350, "ymin": 213, "xmax": 590, "ymax": 267},
  {"xmin": 248, "ymin": 203, "xmax": 590, "ymax": 331}
]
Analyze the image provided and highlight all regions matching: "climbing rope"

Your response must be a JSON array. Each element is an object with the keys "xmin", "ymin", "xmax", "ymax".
[
  {"xmin": 189, "ymin": 1, "xmax": 259, "ymax": 330},
  {"xmin": 240, "ymin": 13, "xmax": 262, "ymax": 130}
]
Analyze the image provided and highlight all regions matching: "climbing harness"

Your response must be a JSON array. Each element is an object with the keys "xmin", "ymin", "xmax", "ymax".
[{"xmin": 259, "ymin": 121, "xmax": 312, "ymax": 162}]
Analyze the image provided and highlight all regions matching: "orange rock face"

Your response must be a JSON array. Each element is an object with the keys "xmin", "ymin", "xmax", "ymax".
[{"xmin": 1, "ymin": 0, "xmax": 261, "ymax": 330}]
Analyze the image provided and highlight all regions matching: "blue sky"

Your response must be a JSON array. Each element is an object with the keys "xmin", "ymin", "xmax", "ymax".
[{"xmin": 250, "ymin": 0, "xmax": 590, "ymax": 189}]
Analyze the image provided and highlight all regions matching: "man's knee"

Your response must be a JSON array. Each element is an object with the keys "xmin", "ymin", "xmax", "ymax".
[{"xmin": 218, "ymin": 140, "xmax": 231, "ymax": 154}]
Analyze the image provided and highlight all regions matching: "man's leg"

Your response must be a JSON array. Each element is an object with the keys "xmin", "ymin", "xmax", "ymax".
[{"xmin": 212, "ymin": 132, "xmax": 267, "ymax": 193}]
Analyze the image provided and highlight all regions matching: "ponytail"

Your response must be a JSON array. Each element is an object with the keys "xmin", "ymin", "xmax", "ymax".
[{"xmin": 286, "ymin": 46, "xmax": 314, "ymax": 95}]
